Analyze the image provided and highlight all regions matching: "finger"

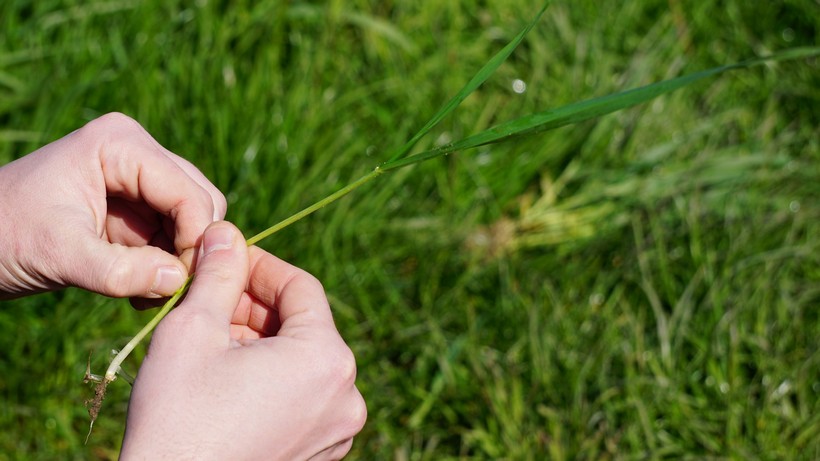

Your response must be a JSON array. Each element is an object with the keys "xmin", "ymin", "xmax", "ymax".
[
  {"xmin": 105, "ymin": 198, "xmax": 165, "ymax": 248},
  {"xmin": 68, "ymin": 237, "xmax": 189, "ymax": 298},
  {"xmin": 104, "ymin": 198, "xmax": 182, "ymax": 307},
  {"xmin": 247, "ymin": 247, "xmax": 335, "ymax": 335},
  {"xmin": 86, "ymin": 113, "xmax": 220, "ymax": 254},
  {"xmin": 309, "ymin": 438, "xmax": 355, "ymax": 461},
  {"xmin": 230, "ymin": 292, "xmax": 281, "ymax": 338},
  {"xmin": 176, "ymin": 221, "xmax": 249, "ymax": 329},
  {"xmin": 162, "ymin": 151, "xmax": 227, "ymax": 221},
  {"xmin": 138, "ymin": 129, "xmax": 227, "ymax": 222}
]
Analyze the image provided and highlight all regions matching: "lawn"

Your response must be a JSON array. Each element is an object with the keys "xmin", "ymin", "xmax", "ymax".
[{"xmin": 1, "ymin": 0, "xmax": 818, "ymax": 459}]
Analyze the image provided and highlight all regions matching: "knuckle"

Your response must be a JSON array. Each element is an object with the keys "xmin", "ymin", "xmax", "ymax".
[
  {"xmin": 100, "ymin": 255, "xmax": 134, "ymax": 297},
  {"xmin": 296, "ymin": 270, "xmax": 324, "ymax": 294},
  {"xmin": 319, "ymin": 344, "xmax": 366, "ymax": 436},
  {"xmin": 98, "ymin": 111, "xmax": 132, "ymax": 123},
  {"xmin": 347, "ymin": 391, "xmax": 368, "ymax": 436},
  {"xmin": 164, "ymin": 307, "xmax": 209, "ymax": 332},
  {"xmin": 213, "ymin": 192, "xmax": 228, "ymax": 219},
  {"xmin": 332, "ymin": 438, "xmax": 355, "ymax": 459},
  {"xmin": 79, "ymin": 113, "xmax": 148, "ymax": 164},
  {"xmin": 323, "ymin": 343, "xmax": 358, "ymax": 387},
  {"xmin": 82, "ymin": 112, "xmax": 139, "ymax": 137},
  {"xmin": 197, "ymin": 264, "xmax": 236, "ymax": 287},
  {"xmin": 332, "ymin": 395, "xmax": 367, "ymax": 444}
]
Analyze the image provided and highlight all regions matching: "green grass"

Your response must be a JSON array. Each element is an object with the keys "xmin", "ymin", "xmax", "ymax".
[{"xmin": 1, "ymin": 0, "xmax": 819, "ymax": 459}]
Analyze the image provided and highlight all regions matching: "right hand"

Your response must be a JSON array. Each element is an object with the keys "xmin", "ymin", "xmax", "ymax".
[{"xmin": 121, "ymin": 221, "xmax": 367, "ymax": 460}]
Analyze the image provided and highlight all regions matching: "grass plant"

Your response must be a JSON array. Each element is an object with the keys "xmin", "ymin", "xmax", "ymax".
[{"xmin": 1, "ymin": 1, "xmax": 818, "ymax": 459}]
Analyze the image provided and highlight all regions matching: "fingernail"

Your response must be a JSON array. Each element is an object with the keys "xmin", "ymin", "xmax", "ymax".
[
  {"xmin": 202, "ymin": 225, "xmax": 235, "ymax": 257},
  {"xmin": 151, "ymin": 266, "xmax": 185, "ymax": 296}
]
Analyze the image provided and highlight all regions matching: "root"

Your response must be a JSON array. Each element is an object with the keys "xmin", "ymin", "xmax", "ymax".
[
  {"xmin": 81, "ymin": 269, "xmax": 191, "ymax": 444},
  {"xmin": 83, "ymin": 353, "xmax": 113, "ymax": 443}
]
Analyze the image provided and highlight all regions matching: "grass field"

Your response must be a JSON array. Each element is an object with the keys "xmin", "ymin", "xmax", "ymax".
[{"xmin": 1, "ymin": 0, "xmax": 819, "ymax": 459}]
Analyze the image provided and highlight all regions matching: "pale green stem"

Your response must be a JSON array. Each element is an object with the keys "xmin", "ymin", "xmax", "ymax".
[
  {"xmin": 99, "ymin": 44, "xmax": 820, "ymax": 384},
  {"xmin": 246, "ymin": 166, "xmax": 384, "ymax": 246},
  {"xmin": 104, "ymin": 276, "xmax": 193, "ymax": 381},
  {"xmin": 103, "ymin": 167, "xmax": 386, "ymax": 380}
]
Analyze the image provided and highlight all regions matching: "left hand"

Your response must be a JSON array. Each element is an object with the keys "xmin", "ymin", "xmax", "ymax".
[{"xmin": 0, "ymin": 112, "xmax": 226, "ymax": 300}]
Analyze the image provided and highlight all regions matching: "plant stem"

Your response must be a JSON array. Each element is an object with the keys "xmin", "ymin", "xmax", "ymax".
[
  {"xmin": 102, "ymin": 167, "xmax": 387, "ymax": 381},
  {"xmin": 98, "ymin": 44, "xmax": 820, "ymax": 383},
  {"xmin": 103, "ymin": 276, "xmax": 193, "ymax": 381},
  {"xmin": 93, "ymin": 42, "xmax": 820, "ymax": 428},
  {"xmin": 246, "ymin": 166, "xmax": 384, "ymax": 246}
]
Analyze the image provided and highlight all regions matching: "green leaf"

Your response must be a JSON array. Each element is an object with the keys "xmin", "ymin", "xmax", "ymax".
[
  {"xmin": 382, "ymin": 2, "xmax": 551, "ymax": 164},
  {"xmin": 382, "ymin": 47, "xmax": 820, "ymax": 171}
]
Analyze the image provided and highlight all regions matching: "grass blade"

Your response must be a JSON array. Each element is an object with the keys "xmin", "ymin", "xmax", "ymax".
[
  {"xmin": 382, "ymin": 47, "xmax": 820, "ymax": 171},
  {"xmin": 382, "ymin": 3, "xmax": 551, "ymax": 164},
  {"xmin": 89, "ymin": 6, "xmax": 553, "ymax": 406}
]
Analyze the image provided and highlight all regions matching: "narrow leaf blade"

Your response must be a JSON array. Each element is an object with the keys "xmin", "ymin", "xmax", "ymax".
[
  {"xmin": 383, "ymin": 47, "xmax": 820, "ymax": 171},
  {"xmin": 382, "ymin": 2, "xmax": 551, "ymax": 164}
]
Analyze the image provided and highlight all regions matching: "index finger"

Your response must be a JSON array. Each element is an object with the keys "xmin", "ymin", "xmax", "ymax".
[
  {"xmin": 161, "ymin": 149, "xmax": 227, "ymax": 222},
  {"xmin": 247, "ymin": 246, "xmax": 336, "ymax": 336},
  {"xmin": 82, "ymin": 113, "xmax": 221, "ymax": 253}
]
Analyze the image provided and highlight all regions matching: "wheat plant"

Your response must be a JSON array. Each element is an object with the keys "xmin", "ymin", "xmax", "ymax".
[
  {"xmin": 82, "ymin": 3, "xmax": 819, "ymax": 440},
  {"xmin": 3, "ymin": 1, "xmax": 818, "ymax": 458}
]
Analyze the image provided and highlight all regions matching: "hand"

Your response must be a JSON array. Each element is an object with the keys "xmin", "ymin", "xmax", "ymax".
[
  {"xmin": 121, "ymin": 222, "xmax": 367, "ymax": 460},
  {"xmin": 0, "ymin": 113, "xmax": 226, "ymax": 300}
]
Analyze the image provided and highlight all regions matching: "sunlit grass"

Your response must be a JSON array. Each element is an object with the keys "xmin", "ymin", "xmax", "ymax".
[{"xmin": 1, "ymin": 1, "xmax": 818, "ymax": 459}]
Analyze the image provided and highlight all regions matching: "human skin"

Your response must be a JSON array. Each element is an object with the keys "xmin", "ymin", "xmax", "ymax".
[
  {"xmin": 0, "ymin": 114, "xmax": 366, "ymax": 457},
  {"xmin": 121, "ymin": 222, "xmax": 367, "ymax": 460},
  {"xmin": 0, "ymin": 112, "xmax": 225, "ymax": 300}
]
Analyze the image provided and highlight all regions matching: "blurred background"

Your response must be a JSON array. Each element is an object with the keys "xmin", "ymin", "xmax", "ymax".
[{"xmin": 1, "ymin": 0, "xmax": 818, "ymax": 459}]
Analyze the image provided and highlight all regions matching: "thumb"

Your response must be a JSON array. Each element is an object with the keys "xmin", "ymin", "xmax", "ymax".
[
  {"xmin": 68, "ymin": 239, "xmax": 189, "ymax": 298},
  {"xmin": 176, "ymin": 221, "xmax": 249, "ymax": 326}
]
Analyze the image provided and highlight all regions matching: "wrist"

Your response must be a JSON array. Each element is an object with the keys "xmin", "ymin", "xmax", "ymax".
[
  {"xmin": 0, "ymin": 179, "xmax": 22, "ymax": 299},
  {"xmin": 0, "ymin": 170, "xmax": 62, "ymax": 298}
]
